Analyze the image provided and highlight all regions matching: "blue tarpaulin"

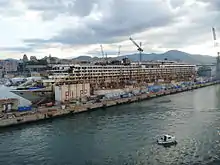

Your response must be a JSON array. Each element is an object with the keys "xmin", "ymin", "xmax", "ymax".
[{"xmin": 18, "ymin": 106, "xmax": 32, "ymax": 112}]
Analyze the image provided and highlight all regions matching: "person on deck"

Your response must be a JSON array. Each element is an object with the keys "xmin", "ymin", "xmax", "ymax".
[{"xmin": 164, "ymin": 135, "xmax": 167, "ymax": 141}]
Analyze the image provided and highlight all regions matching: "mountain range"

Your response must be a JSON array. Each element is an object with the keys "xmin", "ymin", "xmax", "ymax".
[
  {"xmin": 73, "ymin": 50, "xmax": 216, "ymax": 64},
  {"xmin": 2, "ymin": 50, "xmax": 216, "ymax": 64}
]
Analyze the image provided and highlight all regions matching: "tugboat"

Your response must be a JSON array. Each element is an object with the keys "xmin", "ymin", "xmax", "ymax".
[{"xmin": 157, "ymin": 134, "xmax": 177, "ymax": 146}]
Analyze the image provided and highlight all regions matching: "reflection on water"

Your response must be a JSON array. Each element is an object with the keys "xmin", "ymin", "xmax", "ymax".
[{"xmin": 0, "ymin": 85, "xmax": 220, "ymax": 164}]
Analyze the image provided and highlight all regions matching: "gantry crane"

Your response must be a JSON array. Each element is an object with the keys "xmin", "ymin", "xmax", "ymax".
[{"xmin": 100, "ymin": 44, "xmax": 108, "ymax": 61}]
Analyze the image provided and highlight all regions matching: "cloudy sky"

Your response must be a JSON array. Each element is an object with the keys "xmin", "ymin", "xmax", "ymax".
[{"xmin": 0, "ymin": 0, "xmax": 219, "ymax": 59}]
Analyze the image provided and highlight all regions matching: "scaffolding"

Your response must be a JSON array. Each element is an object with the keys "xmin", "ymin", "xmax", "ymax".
[{"xmin": 53, "ymin": 64, "xmax": 196, "ymax": 91}]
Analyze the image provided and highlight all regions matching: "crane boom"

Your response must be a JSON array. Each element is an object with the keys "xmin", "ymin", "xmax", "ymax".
[
  {"xmin": 129, "ymin": 37, "xmax": 143, "ymax": 52},
  {"xmin": 212, "ymin": 27, "xmax": 219, "ymax": 52},
  {"xmin": 212, "ymin": 27, "xmax": 217, "ymax": 41}
]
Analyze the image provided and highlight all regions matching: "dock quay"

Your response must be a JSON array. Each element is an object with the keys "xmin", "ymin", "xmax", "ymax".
[{"xmin": 0, "ymin": 81, "xmax": 220, "ymax": 128}]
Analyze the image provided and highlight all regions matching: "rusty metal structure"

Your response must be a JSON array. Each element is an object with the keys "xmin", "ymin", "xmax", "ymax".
[{"xmin": 49, "ymin": 60, "xmax": 196, "ymax": 91}]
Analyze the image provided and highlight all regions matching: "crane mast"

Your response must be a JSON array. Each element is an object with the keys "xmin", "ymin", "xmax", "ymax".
[
  {"xmin": 139, "ymin": 42, "xmax": 142, "ymax": 62},
  {"xmin": 100, "ymin": 45, "xmax": 104, "ymax": 59},
  {"xmin": 118, "ymin": 45, "xmax": 121, "ymax": 57}
]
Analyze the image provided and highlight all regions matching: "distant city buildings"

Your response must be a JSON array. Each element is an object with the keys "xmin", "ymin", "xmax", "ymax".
[
  {"xmin": 0, "ymin": 59, "xmax": 18, "ymax": 78},
  {"xmin": 23, "ymin": 54, "xmax": 29, "ymax": 62},
  {"xmin": 45, "ymin": 54, "xmax": 60, "ymax": 64},
  {"xmin": 0, "ymin": 54, "xmax": 76, "ymax": 78},
  {"xmin": 0, "ymin": 60, "xmax": 18, "ymax": 72},
  {"xmin": 30, "ymin": 56, "xmax": 38, "ymax": 62},
  {"xmin": 0, "ymin": 65, "xmax": 3, "ymax": 78}
]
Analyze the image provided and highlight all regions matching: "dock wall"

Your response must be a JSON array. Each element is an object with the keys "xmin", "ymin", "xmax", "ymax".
[{"xmin": 0, "ymin": 81, "xmax": 219, "ymax": 128}]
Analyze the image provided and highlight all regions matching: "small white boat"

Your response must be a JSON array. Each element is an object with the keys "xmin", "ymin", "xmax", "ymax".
[{"xmin": 157, "ymin": 134, "xmax": 177, "ymax": 145}]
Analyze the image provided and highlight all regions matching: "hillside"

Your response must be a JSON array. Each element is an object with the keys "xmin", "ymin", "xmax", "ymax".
[
  {"xmin": 72, "ymin": 50, "xmax": 216, "ymax": 64},
  {"xmin": 115, "ymin": 50, "xmax": 216, "ymax": 64}
]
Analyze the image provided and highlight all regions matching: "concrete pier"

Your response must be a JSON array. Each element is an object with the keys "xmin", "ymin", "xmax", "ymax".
[{"xmin": 0, "ymin": 81, "xmax": 219, "ymax": 128}]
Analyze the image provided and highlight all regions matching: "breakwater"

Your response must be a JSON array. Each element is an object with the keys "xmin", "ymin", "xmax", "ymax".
[{"xmin": 0, "ymin": 81, "xmax": 219, "ymax": 128}]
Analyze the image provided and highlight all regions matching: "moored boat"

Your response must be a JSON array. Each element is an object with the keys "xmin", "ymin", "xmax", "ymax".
[{"xmin": 157, "ymin": 134, "xmax": 177, "ymax": 146}]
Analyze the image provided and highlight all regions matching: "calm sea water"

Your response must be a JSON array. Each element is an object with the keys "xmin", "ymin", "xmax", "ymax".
[{"xmin": 0, "ymin": 85, "xmax": 220, "ymax": 165}]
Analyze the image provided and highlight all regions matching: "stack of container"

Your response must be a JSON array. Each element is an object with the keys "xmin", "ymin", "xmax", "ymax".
[
  {"xmin": 121, "ymin": 93, "xmax": 132, "ymax": 98},
  {"xmin": 103, "ymin": 91, "xmax": 124, "ymax": 100},
  {"xmin": 131, "ymin": 89, "xmax": 141, "ymax": 95},
  {"xmin": 148, "ymin": 85, "xmax": 163, "ymax": 93},
  {"xmin": 140, "ymin": 88, "xmax": 149, "ymax": 94}
]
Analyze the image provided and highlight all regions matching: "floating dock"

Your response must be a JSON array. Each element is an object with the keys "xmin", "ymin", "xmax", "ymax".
[{"xmin": 0, "ymin": 81, "xmax": 219, "ymax": 128}]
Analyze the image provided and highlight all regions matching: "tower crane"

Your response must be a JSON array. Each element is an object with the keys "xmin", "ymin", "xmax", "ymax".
[
  {"xmin": 100, "ymin": 44, "xmax": 108, "ymax": 60},
  {"xmin": 129, "ymin": 37, "xmax": 143, "ymax": 63},
  {"xmin": 212, "ymin": 27, "xmax": 219, "ymax": 56},
  {"xmin": 212, "ymin": 27, "xmax": 220, "ymax": 78}
]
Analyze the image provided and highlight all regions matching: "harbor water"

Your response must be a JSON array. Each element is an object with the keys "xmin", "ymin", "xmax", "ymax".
[{"xmin": 1, "ymin": 85, "xmax": 220, "ymax": 164}]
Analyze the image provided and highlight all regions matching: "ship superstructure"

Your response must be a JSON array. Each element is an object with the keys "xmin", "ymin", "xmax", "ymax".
[
  {"xmin": 10, "ymin": 58, "xmax": 196, "ymax": 105},
  {"xmin": 48, "ymin": 59, "xmax": 196, "ymax": 88}
]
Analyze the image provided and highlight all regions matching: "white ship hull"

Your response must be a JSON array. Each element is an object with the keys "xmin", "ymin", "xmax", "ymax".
[{"xmin": 11, "ymin": 88, "xmax": 53, "ymax": 104}]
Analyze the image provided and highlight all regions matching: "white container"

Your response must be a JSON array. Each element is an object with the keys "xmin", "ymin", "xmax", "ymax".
[
  {"xmin": 7, "ymin": 104, "xmax": 12, "ymax": 111},
  {"xmin": 55, "ymin": 83, "xmax": 91, "ymax": 102},
  {"xmin": 3, "ymin": 104, "xmax": 7, "ymax": 111}
]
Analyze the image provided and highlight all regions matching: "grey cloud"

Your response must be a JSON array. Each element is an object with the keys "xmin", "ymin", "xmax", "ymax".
[
  {"xmin": 0, "ymin": 0, "xmax": 9, "ymax": 6},
  {"xmin": 198, "ymin": 0, "xmax": 220, "ymax": 10},
  {"xmin": 0, "ymin": 42, "xmax": 46, "ymax": 53},
  {"xmin": 143, "ymin": 0, "xmax": 220, "ymax": 49},
  {"xmin": 88, "ymin": 0, "xmax": 174, "ymax": 36},
  {"xmin": 21, "ymin": 0, "xmax": 220, "ymax": 54},
  {"xmin": 0, "ymin": 46, "xmax": 34, "ymax": 52},
  {"xmin": 149, "ymin": 23, "xmax": 212, "ymax": 49},
  {"xmin": 0, "ymin": 0, "xmax": 24, "ymax": 17},
  {"xmin": 24, "ymin": 0, "xmax": 175, "ymax": 46},
  {"xmin": 23, "ymin": 0, "xmax": 99, "ymax": 20},
  {"xmin": 24, "ymin": 39, "xmax": 47, "ymax": 44},
  {"xmin": 169, "ymin": 0, "xmax": 185, "ymax": 8},
  {"xmin": 150, "ymin": 24, "xmax": 207, "ymax": 47}
]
